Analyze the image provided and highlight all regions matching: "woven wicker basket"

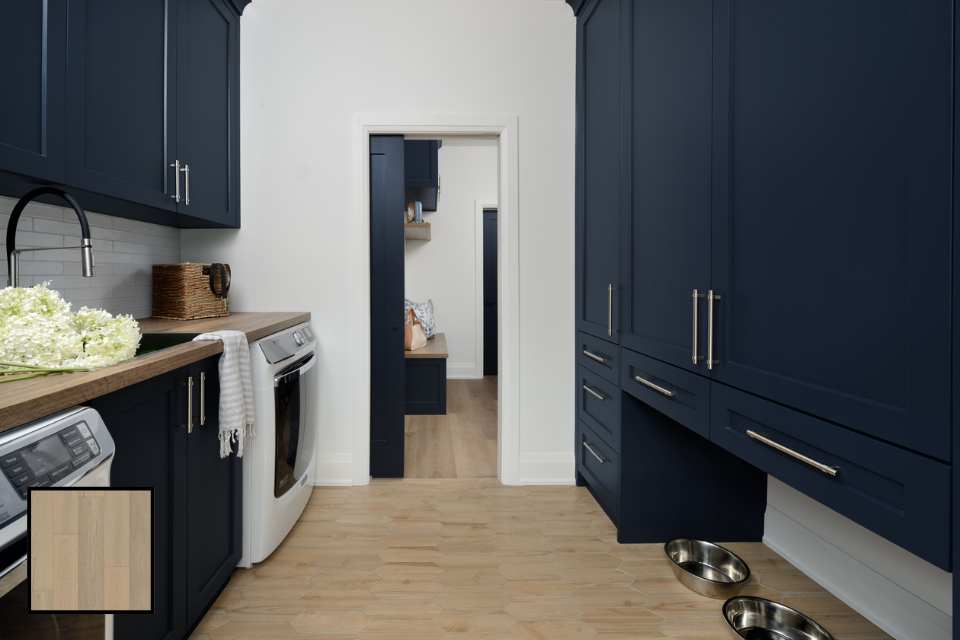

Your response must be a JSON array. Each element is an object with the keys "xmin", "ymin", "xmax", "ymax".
[{"xmin": 152, "ymin": 263, "xmax": 229, "ymax": 320}]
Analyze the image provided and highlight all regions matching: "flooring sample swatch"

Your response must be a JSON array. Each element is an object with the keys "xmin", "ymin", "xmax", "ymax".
[{"xmin": 30, "ymin": 489, "xmax": 151, "ymax": 611}]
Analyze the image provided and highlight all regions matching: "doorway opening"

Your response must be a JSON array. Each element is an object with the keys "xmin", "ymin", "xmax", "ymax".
[{"xmin": 369, "ymin": 134, "xmax": 501, "ymax": 479}]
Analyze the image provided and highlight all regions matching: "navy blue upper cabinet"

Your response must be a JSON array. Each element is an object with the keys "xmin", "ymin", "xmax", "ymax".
[
  {"xmin": 575, "ymin": 0, "xmax": 624, "ymax": 343},
  {"xmin": 620, "ymin": 0, "xmax": 712, "ymax": 371},
  {"xmin": 65, "ymin": 0, "xmax": 178, "ymax": 212},
  {"xmin": 710, "ymin": 0, "xmax": 952, "ymax": 461},
  {"xmin": 0, "ymin": 0, "xmax": 67, "ymax": 182},
  {"xmin": 404, "ymin": 140, "xmax": 440, "ymax": 189},
  {"xmin": 177, "ymin": 0, "xmax": 241, "ymax": 227}
]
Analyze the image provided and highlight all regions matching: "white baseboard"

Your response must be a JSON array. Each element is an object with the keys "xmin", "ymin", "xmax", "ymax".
[
  {"xmin": 447, "ymin": 362, "xmax": 482, "ymax": 379},
  {"xmin": 312, "ymin": 452, "xmax": 354, "ymax": 486},
  {"xmin": 517, "ymin": 451, "xmax": 575, "ymax": 485},
  {"xmin": 764, "ymin": 502, "xmax": 952, "ymax": 640}
]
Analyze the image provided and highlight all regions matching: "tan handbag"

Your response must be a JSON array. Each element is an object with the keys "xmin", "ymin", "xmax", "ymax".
[{"xmin": 404, "ymin": 309, "xmax": 427, "ymax": 351}]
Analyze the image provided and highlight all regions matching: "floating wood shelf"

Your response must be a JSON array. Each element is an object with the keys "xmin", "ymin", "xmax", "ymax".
[{"xmin": 404, "ymin": 222, "xmax": 431, "ymax": 241}]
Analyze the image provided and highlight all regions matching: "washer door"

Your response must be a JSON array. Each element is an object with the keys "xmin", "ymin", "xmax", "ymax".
[{"xmin": 273, "ymin": 353, "xmax": 317, "ymax": 498}]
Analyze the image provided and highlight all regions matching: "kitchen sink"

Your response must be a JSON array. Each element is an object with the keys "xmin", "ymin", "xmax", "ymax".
[{"xmin": 135, "ymin": 332, "xmax": 199, "ymax": 357}]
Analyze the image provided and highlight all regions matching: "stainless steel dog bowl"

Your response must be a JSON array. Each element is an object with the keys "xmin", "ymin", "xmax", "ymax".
[
  {"xmin": 722, "ymin": 596, "xmax": 835, "ymax": 640},
  {"xmin": 663, "ymin": 539, "xmax": 750, "ymax": 598}
]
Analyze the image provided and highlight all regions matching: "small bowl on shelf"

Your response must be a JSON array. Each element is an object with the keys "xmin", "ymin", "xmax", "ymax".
[
  {"xmin": 663, "ymin": 538, "xmax": 750, "ymax": 599},
  {"xmin": 722, "ymin": 596, "xmax": 835, "ymax": 640}
]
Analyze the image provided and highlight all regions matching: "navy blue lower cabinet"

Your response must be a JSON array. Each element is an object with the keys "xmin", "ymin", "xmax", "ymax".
[
  {"xmin": 577, "ymin": 421, "xmax": 620, "ymax": 523},
  {"xmin": 576, "ymin": 332, "xmax": 619, "ymax": 385},
  {"xmin": 710, "ymin": 382, "xmax": 951, "ymax": 570},
  {"xmin": 404, "ymin": 358, "xmax": 447, "ymax": 415},
  {"xmin": 577, "ymin": 367, "xmax": 621, "ymax": 451},
  {"xmin": 616, "ymin": 394, "xmax": 766, "ymax": 544},
  {"xmin": 620, "ymin": 349, "xmax": 709, "ymax": 439}
]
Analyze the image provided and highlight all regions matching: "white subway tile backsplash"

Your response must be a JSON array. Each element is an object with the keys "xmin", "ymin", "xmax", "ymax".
[{"xmin": 0, "ymin": 195, "xmax": 180, "ymax": 317}]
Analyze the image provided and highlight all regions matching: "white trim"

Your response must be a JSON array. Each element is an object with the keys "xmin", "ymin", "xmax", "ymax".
[
  {"xmin": 312, "ymin": 453, "xmax": 354, "ymax": 486},
  {"xmin": 354, "ymin": 113, "xmax": 522, "ymax": 486},
  {"xmin": 475, "ymin": 200, "xmax": 498, "ymax": 380},
  {"xmin": 517, "ymin": 451, "xmax": 576, "ymax": 485}
]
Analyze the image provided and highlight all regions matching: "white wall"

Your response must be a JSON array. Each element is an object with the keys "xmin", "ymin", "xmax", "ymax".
[
  {"xmin": 404, "ymin": 136, "xmax": 498, "ymax": 379},
  {"xmin": 0, "ymin": 196, "xmax": 180, "ymax": 318},
  {"xmin": 181, "ymin": 0, "xmax": 576, "ymax": 484},
  {"xmin": 764, "ymin": 477, "xmax": 952, "ymax": 640}
]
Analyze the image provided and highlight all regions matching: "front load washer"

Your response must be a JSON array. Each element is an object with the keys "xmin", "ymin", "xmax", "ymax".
[{"xmin": 240, "ymin": 322, "xmax": 317, "ymax": 567}]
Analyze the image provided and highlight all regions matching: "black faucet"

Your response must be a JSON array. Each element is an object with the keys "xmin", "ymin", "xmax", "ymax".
[{"xmin": 5, "ymin": 187, "xmax": 94, "ymax": 287}]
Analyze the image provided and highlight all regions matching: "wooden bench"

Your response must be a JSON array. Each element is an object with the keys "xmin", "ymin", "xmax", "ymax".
[{"xmin": 405, "ymin": 333, "xmax": 447, "ymax": 415}]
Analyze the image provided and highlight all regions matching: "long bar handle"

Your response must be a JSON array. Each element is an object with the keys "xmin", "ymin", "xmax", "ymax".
[
  {"xmin": 181, "ymin": 163, "xmax": 191, "ymax": 206},
  {"xmin": 746, "ymin": 430, "xmax": 838, "ymax": 477},
  {"xmin": 707, "ymin": 290, "xmax": 720, "ymax": 370},
  {"xmin": 199, "ymin": 371, "xmax": 206, "ymax": 427},
  {"xmin": 692, "ymin": 289, "xmax": 702, "ymax": 365},
  {"xmin": 582, "ymin": 349, "xmax": 608, "ymax": 365},
  {"xmin": 582, "ymin": 384, "xmax": 607, "ymax": 401},
  {"xmin": 633, "ymin": 375, "xmax": 675, "ymax": 398},
  {"xmin": 607, "ymin": 284, "xmax": 614, "ymax": 337},
  {"xmin": 186, "ymin": 376, "xmax": 194, "ymax": 434},
  {"xmin": 582, "ymin": 440, "xmax": 607, "ymax": 464},
  {"xmin": 170, "ymin": 160, "xmax": 181, "ymax": 203}
]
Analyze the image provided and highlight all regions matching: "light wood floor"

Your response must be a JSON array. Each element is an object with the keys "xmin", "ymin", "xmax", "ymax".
[
  {"xmin": 30, "ymin": 489, "xmax": 151, "ymax": 611},
  {"xmin": 404, "ymin": 377, "xmax": 497, "ymax": 479},
  {"xmin": 193, "ymin": 479, "xmax": 889, "ymax": 639}
]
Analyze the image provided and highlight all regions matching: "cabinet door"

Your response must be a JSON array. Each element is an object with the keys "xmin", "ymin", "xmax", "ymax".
[
  {"xmin": 711, "ymin": 0, "xmax": 952, "ymax": 460},
  {"xmin": 0, "ymin": 0, "xmax": 66, "ymax": 181},
  {"xmin": 65, "ymin": 0, "xmax": 178, "ymax": 212},
  {"xmin": 185, "ymin": 358, "xmax": 241, "ymax": 624},
  {"xmin": 620, "ymin": 0, "xmax": 712, "ymax": 370},
  {"xmin": 177, "ymin": 0, "xmax": 240, "ymax": 227},
  {"xmin": 89, "ymin": 372, "xmax": 187, "ymax": 640},
  {"xmin": 404, "ymin": 140, "xmax": 439, "ymax": 189},
  {"xmin": 575, "ymin": 0, "xmax": 625, "ymax": 342}
]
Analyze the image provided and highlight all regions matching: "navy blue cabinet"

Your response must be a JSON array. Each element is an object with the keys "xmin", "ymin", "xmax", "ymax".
[
  {"xmin": 709, "ymin": 0, "xmax": 952, "ymax": 462},
  {"xmin": 0, "ymin": 0, "xmax": 67, "ymax": 182},
  {"xmin": 620, "ymin": 0, "xmax": 712, "ymax": 372},
  {"xmin": 574, "ymin": 0, "xmax": 624, "ymax": 343},
  {"xmin": 404, "ymin": 140, "xmax": 440, "ymax": 189},
  {"xmin": 65, "ymin": 0, "xmax": 178, "ymax": 212},
  {"xmin": 90, "ymin": 358, "xmax": 240, "ymax": 640}
]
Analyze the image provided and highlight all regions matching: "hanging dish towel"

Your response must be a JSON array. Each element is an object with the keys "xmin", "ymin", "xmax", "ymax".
[{"xmin": 193, "ymin": 330, "xmax": 255, "ymax": 457}]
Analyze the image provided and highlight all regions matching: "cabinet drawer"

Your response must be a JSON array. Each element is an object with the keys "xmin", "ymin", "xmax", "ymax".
[
  {"xmin": 577, "ymin": 367, "xmax": 621, "ymax": 450},
  {"xmin": 576, "ymin": 332, "xmax": 618, "ymax": 384},
  {"xmin": 577, "ymin": 422, "xmax": 620, "ymax": 523},
  {"xmin": 621, "ymin": 349, "xmax": 710, "ymax": 438},
  {"xmin": 711, "ymin": 383, "xmax": 951, "ymax": 569}
]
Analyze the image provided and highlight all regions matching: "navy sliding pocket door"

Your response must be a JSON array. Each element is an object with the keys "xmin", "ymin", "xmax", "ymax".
[
  {"xmin": 620, "ymin": 0, "xmax": 713, "ymax": 371},
  {"xmin": 709, "ymin": 0, "xmax": 952, "ymax": 460}
]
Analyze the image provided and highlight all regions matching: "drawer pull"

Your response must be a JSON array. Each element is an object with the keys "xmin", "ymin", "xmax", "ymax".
[
  {"xmin": 633, "ymin": 375, "xmax": 675, "ymax": 398},
  {"xmin": 746, "ymin": 430, "xmax": 839, "ymax": 477},
  {"xmin": 582, "ymin": 384, "xmax": 607, "ymax": 401},
  {"xmin": 582, "ymin": 441, "xmax": 607, "ymax": 464},
  {"xmin": 582, "ymin": 349, "xmax": 608, "ymax": 365}
]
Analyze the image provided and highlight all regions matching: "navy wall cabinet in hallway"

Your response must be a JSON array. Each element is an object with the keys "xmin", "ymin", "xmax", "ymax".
[
  {"xmin": 574, "ymin": 0, "xmax": 624, "ymax": 343},
  {"xmin": 0, "ymin": 0, "xmax": 67, "ymax": 183}
]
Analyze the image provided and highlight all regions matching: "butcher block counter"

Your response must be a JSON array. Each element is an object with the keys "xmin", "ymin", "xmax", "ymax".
[{"xmin": 0, "ymin": 312, "xmax": 309, "ymax": 432}]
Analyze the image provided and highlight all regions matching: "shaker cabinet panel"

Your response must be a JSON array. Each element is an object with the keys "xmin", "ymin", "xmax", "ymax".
[
  {"xmin": 620, "ymin": 0, "xmax": 713, "ymax": 372},
  {"xmin": 65, "ymin": 0, "xmax": 178, "ymax": 212},
  {"xmin": 575, "ymin": 0, "xmax": 624, "ymax": 342},
  {"xmin": 177, "ymin": 0, "xmax": 241, "ymax": 227},
  {"xmin": 0, "ymin": 0, "xmax": 66, "ymax": 182},
  {"xmin": 710, "ymin": 0, "xmax": 952, "ymax": 460}
]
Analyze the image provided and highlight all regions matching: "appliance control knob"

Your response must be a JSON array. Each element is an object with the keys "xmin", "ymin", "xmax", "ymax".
[{"xmin": 293, "ymin": 331, "xmax": 304, "ymax": 346}]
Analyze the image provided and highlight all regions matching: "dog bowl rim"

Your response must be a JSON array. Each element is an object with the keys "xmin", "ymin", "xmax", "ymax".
[
  {"xmin": 721, "ymin": 595, "xmax": 836, "ymax": 640},
  {"xmin": 663, "ymin": 538, "xmax": 752, "ymax": 586}
]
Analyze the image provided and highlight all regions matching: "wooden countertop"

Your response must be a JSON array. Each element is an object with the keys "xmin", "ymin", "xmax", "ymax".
[
  {"xmin": 405, "ymin": 333, "xmax": 448, "ymax": 359},
  {"xmin": 0, "ymin": 312, "xmax": 309, "ymax": 433}
]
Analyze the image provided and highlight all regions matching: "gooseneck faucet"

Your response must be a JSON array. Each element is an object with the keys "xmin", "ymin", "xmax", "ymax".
[{"xmin": 6, "ymin": 187, "xmax": 94, "ymax": 287}]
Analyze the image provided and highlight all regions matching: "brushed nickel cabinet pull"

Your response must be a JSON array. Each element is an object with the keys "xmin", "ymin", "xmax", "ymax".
[
  {"xmin": 633, "ymin": 375, "xmax": 675, "ymax": 398},
  {"xmin": 582, "ymin": 349, "xmax": 608, "ymax": 365},
  {"xmin": 186, "ymin": 376, "xmax": 194, "ymax": 435},
  {"xmin": 170, "ymin": 160, "xmax": 181, "ymax": 203},
  {"xmin": 607, "ymin": 284, "xmax": 613, "ymax": 337},
  {"xmin": 582, "ymin": 384, "xmax": 607, "ymax": 401},
  {"xmin": 181, "ymin": 163, "xmax": 191, "ymax": 206},
  {"xmin": 199, "ymin": 371, "xmax": 206, "ymax": 427},
  {"xmin": 707, "ymin": 290, "xmax": 720, "ymax": 370},
  {"xmin": 582, "ymin": 441, "xmax": 606, "ymax": 464},
  {"xmin": 691, "ymin": 289, "xmax": 702, "ymax": 365},
  {"xmin": 746, "ymin": 430, "xmax": 838, "ymax": 477}
]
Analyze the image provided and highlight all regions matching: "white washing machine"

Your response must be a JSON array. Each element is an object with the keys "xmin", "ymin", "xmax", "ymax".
[{"xmin": 240, "ymin": 322, "xmax": 318, "ymax": 567}]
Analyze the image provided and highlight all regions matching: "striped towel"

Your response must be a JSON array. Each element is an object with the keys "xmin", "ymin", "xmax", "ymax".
[{"xmin": 193, "ymin": 330, "xmax": 255, "ymax": 458}]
